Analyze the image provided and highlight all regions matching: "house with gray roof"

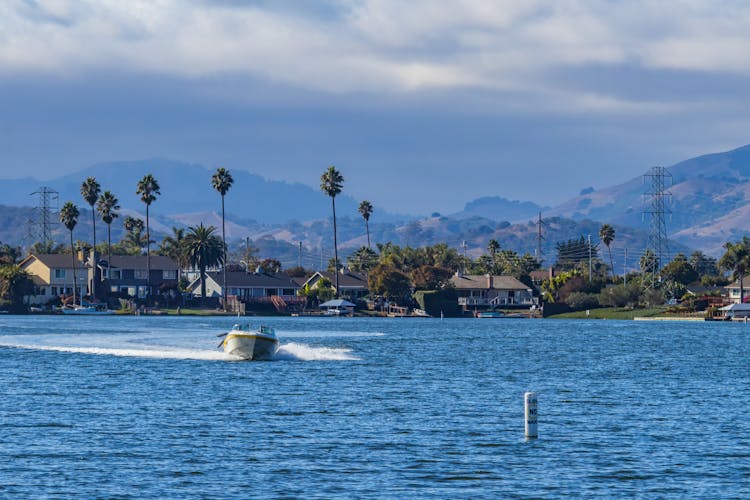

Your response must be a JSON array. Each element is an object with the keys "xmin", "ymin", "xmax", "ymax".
[
  {"xmin": 187, "ymin": 270, "xmax": 306, "ymax": 312},
  {"xmin": 302, "ymin": 270, "xmax": 369, "ymax": 299},
  {"xmin": 99, "ymin": 255, "xmax": 180, "ymax": 299},
  {"xmin": 450, "ymin": 273, "xmax": 536, "ymax": 311},
  {"xmin": 725, "ymin": 276, "xmax": 750, "ymax": 304}
]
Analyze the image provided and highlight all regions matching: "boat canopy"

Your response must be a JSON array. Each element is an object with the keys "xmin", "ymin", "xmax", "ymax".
[{"xmin": 319, "ymin": 299, "xmax": 356, "ymax": 308}]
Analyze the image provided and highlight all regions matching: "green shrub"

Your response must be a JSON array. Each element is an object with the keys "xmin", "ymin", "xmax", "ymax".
[{"xmin": 564, "ymin": 292, "xmax": 600, "ymax": 310}]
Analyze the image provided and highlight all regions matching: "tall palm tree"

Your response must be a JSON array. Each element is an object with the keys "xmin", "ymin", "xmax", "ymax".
[
  {"xmin": 81, "ymin": 177, "xmax": 101, "ymax": 298},
  {"xmin": 96, "ymin": 191, "xmax": 119, "ymax": 281},
  {"xmin": 599, "ymin": 224, "xmax": 616, "ymax": 278},
  {"xmin": 719, "ymin": 237, "xmax": 750, "ymax": 303},
  {"xmin": 321, "ymin": 166, "xmax": 344, "ymax": 296},
  {"xmin": 211, "ymin": 167, "xmax": 234, "ymax": 309},
  {"xmin": 358, "ymin": 200, "xmax": 373, "ymax": 249},
  {"xmin": 136, "ymin": 174, "xmax": 160, "ymax": 297},
  {"xmin": 182, "ymin": 224, "xmax": 224, "ymax": 299},
  {"xmin": 60, "ymin": 202, "xmax": 80, "ymax": 306}
]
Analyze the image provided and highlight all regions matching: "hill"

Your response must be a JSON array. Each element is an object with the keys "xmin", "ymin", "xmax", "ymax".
[
  {"xmin": 546, "ymin": 144, "xmax": 750, "ymax": 255},
  {"xmin": 4, "ymin": 158, "xmax": 407, "ymax": 225}
]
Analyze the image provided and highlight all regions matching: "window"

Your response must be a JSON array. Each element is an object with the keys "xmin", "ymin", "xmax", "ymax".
[
  {"xmin": 109, "ymin": 269, "xmax": 121, "ymax": 279},
  {"xmin": 134, "ymin": 269, "xmax": 148, "ymax": 280},
  {"xmin": 54, "ymin": 269, "xmax": 66, "ymax": 279},
  {"xmin": 162, "ymin": 270, "xmax": 177, "ymax": 280},
  {"xmin": 51, "ymin": 286, "xmax": 58, "ymax": 296}
]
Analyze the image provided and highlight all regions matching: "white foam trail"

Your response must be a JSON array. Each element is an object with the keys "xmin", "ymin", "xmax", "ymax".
[
  {"xmin": 275, "ymin": 342, "xmax": 360, "ymax": 361},
  {"xmin": 2, "ymin": 342, "xmax": 232, "ymax": 361},
  {"xmin": 0, "ymin": 336, "xmax": 358, "ymax": 362}
]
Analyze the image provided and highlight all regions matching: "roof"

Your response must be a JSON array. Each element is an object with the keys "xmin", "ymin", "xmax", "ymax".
[
  {"xmin": 726, "ymin": 276, "xmax": 750, "ymax": 289},
  {"xmin": 20, "ymin": 253, "xmax": 88, "ymax": 269},
  {"xmin": 320, "ymin": 299, "xmax": 356, "ymax": 308},
  {"xmin": 719, "ymin": 303, "xmax": 750, "ymax": 311},
  {"xmin": 104, "ymin": 255, "xmax": 178, "ymax": 270},
  {"xmin": 191, "ymin": 271, "xmax": 301, "ymax": 290},
  {"xmin": 304, "ymin": 271, "xmax": 368, "ymax": 289},
  {"xmin": 450, "ymin": 274, "xmax": 531, "ymax": 291},
  {"xmin": 529, "ymin": 269, "xmax": 551, "ymax": 282}
]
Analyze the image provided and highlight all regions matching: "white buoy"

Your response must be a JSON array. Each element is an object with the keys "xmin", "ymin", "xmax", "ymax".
[{"xmin": 524, "ymin": 391, "xmax": 538, "ymax": 438}]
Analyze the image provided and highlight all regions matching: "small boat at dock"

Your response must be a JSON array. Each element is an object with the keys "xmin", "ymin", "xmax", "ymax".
[
  {"xmin": 476, "ymin": 311, "xmax": 505, "ymax": 318},
  {"xmin": 61, "ymin": 305, "xmax": 114, "ymax": 315},
  {"xmin": 219, "ymin": 324, "xmax": 280, "ymax": 360}
]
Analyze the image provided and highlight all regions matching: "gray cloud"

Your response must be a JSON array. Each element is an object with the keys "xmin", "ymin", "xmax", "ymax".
[{"xmin": 1, "ymin": 1, "xmax": 750, "ymax": 213}]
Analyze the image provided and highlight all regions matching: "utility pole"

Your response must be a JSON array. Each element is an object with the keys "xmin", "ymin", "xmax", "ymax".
[
  {"xmin": 643, "ymin": 166, "xmax": 672, "ymax": 289},
  {"xmin": 298, "ymin": 241, "xmax": 302, "ymax": 268},
  {"xmin": 624, "ymin": 247, "xmax": 628, "ymax": 285},
  {"xmin": 588, "ymin": 234, "xmax": 592, "ymax": 283},
  {"xmin": 461, "ymin": 240, "xmax": 468, "ymax": 275},
  {"xmin": 536, "ymin": 212, "xmax": 545, "ymax": 265}
]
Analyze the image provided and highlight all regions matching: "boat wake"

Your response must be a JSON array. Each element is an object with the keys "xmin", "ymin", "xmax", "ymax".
[
  {"xmin": 276, "ymin": 342, "xmax": 360, "ymax": 361},
  {"xmin": 0, "ymin": 335, "xmax": 358, "ymax": 362}
]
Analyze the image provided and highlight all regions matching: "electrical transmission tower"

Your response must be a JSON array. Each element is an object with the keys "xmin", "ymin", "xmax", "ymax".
[
  {"xmin": 29, "ymin": 187, "xmax": 59, "ymax": 249},
  {"xmin": 642, "ymin": 166, "xmax": 672, "ymax": 289}
]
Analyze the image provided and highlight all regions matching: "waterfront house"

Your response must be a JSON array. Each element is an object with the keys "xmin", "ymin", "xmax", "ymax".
[
  {"xmin": 450, "ymin": 273, "xmax": 536, "ymax": 311},
  {"xmin": 99, "ymin": 255, "xmax": 180, "ymax": 299},
  {"xmin": 188, "ymin": 270, "xmax": 305, "ymax": 311},
  {"xmin": 302, "ymin": 270, "xmax": 369, "ymax": 299},
  {"xmin": 725, "ymin": 276, "xmax": 750, "ymax": 304},
  {"xmin": 20, "ymin": 253, "xmax": 90, "ymax": 305}
]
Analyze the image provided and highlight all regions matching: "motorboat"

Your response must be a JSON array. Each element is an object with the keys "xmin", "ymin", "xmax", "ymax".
[
  {"xmin": 220, "ymin": 324, "xmax": 279, "ymax": 360},
  {"xmin": 476, "ymin": 311, "xmax": 505, "ymax": 318}
]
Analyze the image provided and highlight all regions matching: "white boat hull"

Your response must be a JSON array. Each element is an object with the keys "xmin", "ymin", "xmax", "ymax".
[
  {"xmin": 223, "ymin": 331, "xmax": 279, "ymax": 360},
  {"xmin": 62, "ymin": 306, "xmax": 114, "ymax": 315}
]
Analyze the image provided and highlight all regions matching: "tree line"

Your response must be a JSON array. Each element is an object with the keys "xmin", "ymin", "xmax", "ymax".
[{"xmin": 2, "ymin": 166, "xmax": 750, "ymax": 313}]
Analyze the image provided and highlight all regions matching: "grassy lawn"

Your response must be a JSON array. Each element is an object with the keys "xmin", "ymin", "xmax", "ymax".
[{"xmin": 548, "ymin": 307, "xmax": 669, "ymax": 320}]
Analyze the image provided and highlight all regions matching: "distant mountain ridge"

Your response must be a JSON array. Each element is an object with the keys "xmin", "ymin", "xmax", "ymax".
[
  {"xmin": 3, "ymin": 145, "xmax": 750, "ymax": 260},
  {"xmin": 450, "ymin": 196, "xmax": 547, "ymax": 222},
  {"xmin": 3, "ymin": 158, "xmax": 408, "ymax": 225},
  {"xmin": 544, "ymin": 144, "xmax": 750, "ymax": 255}
]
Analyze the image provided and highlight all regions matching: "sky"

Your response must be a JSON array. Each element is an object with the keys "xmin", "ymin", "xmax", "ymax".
[{"xmin": 2, "ymin": 0, "xmax": 750, "ymax": 215}]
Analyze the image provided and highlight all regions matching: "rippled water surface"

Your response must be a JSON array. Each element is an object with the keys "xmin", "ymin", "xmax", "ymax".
[{"xmin": 1, "ymin": 316, "xmax": 748, "ymax": 498}]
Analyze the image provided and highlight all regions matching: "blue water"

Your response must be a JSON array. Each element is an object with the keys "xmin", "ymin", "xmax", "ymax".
[{"xmin": 0, "ymin": 316, "xmax": 748, "ymax": 498}]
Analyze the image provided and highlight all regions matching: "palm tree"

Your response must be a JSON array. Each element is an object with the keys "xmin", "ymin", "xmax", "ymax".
[
  {"xmin": 60, "ymin": 202, "xmax": 80, "ymax": 306},
  {"xmin": 123, "ymin": 216, "xmax": 144, "ymax": 234},
  {"xmin": 136, "ymin": 174, "xmax": 160, "ymax": 297},
  {"xmin": 358, "ymin": 200, "xmax": 373, "ymax": 249},
  {"xmin": 159, "ymin": 227, "xmax": 186, "ymax": 285},
  {"xmin": 211, "ymin": 167, "xmax": 234, "ymax": 309},
  {"xmin": 599, "ymin": 224, "xmax": 616, "ymax": 278},
  {"xmin": 321, "ymin": 166, "xmax": 344, "ymax": 296},
  {"xmin": 719, "ymin": 237, "xmax": 750, "ymax": 303},
  {"xmin": 96, "ymin": 191, "xmax": 119, "ymax": 281},
  {"xmin": 81, "ymin": 177, "xmax": 101, "ymax": 298},
  {"xmin": 182, "ymin": 224, "xmax": 224, "ymax": 299},
  {"xmin": 488, "ymin": 239, "xmax": 500, "ymax": 259},
  {"xmin": 123, "ymin": 216, "xmax": 146, "ymax": 254}
]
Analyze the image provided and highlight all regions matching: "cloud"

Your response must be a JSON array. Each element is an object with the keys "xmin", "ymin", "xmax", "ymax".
[{"xmin": 3, "ymin": 0, "xmax": 750, "ymax": 103}]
